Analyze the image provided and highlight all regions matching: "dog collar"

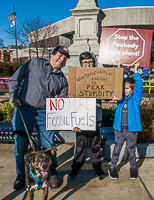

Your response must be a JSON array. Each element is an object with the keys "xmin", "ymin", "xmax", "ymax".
[{"xmin": 29, "ymin": 163, "xmax": 43, "ymax": 190}]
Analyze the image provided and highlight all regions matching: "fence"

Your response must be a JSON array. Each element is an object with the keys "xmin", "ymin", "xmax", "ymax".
[
  {"xmin": 0, "ymin": 121, "xmax": 38, "ymax": 143},
  {"xmin": 142, "ymin": 80, "xmax": 154, "ymax": 94}
]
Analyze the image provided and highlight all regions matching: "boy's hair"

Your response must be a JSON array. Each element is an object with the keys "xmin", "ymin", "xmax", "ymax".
[
  {"xmin": 124, "ymin": 77, "xmax": 135, "ymax": 90},
  {"xmin": 80, "ymin": 53, "xmax": 94, "ymax": 62}
]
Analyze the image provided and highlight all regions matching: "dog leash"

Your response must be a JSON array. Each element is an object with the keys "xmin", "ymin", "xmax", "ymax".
[
  {"xmin": 11, "ymin": 99, "xmax": 35, "ymax": 151},
  {"xmin": 18, "ymin": 108, "xmax": 35, "ymax": 152}
]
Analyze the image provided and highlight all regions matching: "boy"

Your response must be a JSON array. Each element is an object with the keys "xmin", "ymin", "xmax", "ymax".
[
  {"xmin": 108, "ymin": 62, "xmax": 143, "ymax": 179},
  {"xmin": 124, "ymin": 66, "xmax": 130, "ymax": 79},
  {"xmin": 70, "ymin": 51, "xmax": 105, "ymax": 180}
]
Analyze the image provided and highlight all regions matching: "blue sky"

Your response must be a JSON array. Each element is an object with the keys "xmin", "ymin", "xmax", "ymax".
[{"xmin": 0, "ymin": 0, "xmax": 154, "ymax": 46}]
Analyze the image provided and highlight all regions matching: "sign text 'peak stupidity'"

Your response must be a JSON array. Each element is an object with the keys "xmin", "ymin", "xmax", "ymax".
[{"xmin": 76, "ymin": 68, "xmax": 114, "ymax": 98}]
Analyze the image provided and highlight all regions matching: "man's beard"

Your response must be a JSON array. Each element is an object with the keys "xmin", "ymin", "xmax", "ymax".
[{"xmin": 55, "ymin": 63, "xmax": 65, "ymax": 69}]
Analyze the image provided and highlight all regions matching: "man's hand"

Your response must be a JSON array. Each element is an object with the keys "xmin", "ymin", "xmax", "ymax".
[
  {"xmin": 72, "ymin": 127, "xmax": 81, "ymax": 132},
  {"xmin": 134, "ymin": 62, "xmax": 140, "ymax": 73},
  {"xmin": 10, "ymin": 99, "xmax": 21, "ymax": 108},
  {"xmin": 113, "ymin": 95, "xmax": 121, "ymax": 101}
]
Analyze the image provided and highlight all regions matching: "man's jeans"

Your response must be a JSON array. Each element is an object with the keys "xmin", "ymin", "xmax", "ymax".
[
  {"xmin": 143, "ymin": 76, "xmax": 149, "ymax": 85},
  {"xmin": 12, "ymin": 105, "xmax": 58, "ymax": 180}
]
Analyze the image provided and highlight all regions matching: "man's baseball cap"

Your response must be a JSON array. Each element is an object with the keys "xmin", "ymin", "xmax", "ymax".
[{"xmin": 53, "ymin": 45, "xmax": 70, "ymax": 59}]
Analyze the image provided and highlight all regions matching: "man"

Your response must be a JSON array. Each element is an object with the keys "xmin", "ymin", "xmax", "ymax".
[
  {"xmin": 142, "ymin": 67, "xmax": 150, "ymax": 85},
  {"xmin": 8, "ymin": 45, "xmax": 70, "ymax": 190},
  {"xmin": 124, "ymin": 66, "xmax": 131, "ymax": 79},
  {"xmin": 70, "ymin": 51, "xmax": 105, "ymax": 180}
]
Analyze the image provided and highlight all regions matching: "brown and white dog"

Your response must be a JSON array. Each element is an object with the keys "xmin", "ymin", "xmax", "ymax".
[{"xmin": 24, "ymin": 147, "xmax": 58, "ymax": 200}]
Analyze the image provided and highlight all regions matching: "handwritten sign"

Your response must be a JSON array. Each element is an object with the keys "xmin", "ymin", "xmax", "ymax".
[
  {"xmin": 99, "ymin": 28, "xmax": 153, "ymax": 67},
  {"xmin": 68, "ymin": 67, "xmax": 123, "ymax": 99},
  {"xmin": 46, "ymin": 98, "xmax": 96, "ymax": 130}
]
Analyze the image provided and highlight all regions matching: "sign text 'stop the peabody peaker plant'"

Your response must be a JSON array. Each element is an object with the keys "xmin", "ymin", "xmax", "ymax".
[{"xmin": 99, "ymin": 28, "xmax": 153, "ymax": 67}]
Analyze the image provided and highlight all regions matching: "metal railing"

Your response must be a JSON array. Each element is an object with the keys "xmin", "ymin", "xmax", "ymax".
[
  {"xmin": 0, "ymin": 78, "xmax": 9, "ymax": 88},
  {"xmin": 0, "ymin": 121, "xmax": 38, "ymax": 143},
  {"xmin": 142, "ymin": 80, "xmax": 154, "ymax": 94}
]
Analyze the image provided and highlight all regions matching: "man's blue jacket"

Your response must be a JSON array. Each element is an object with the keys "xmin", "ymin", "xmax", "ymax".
[{"xmin": 113, "ymin": 73, "xmax": 143, "ymax": 132}]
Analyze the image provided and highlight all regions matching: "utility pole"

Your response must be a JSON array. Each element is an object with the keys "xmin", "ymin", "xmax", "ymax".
[{"xmin": 13, "ymin": 4, "xmax": 18, "ymax": 63}]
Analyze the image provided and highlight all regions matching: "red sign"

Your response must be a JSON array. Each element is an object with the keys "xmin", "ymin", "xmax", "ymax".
[{"xmin": 99, "ymin": 28, "xmax": 153, "ymax": 67}]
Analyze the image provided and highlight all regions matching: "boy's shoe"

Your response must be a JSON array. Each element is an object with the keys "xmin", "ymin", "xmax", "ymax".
[
  {"xmin": 108, "ymin": 168, "xmax": 118, "ymax": 179},
  {"xmin": 93, "ymin": 165, "xmax": 105, "ymax": 180},
  {"xmin": 130, "ymin": 169, "xmax": 138, "ymax": 179},
  {"xmin": 70, "ymin": 169, "xmax": 80, "ymax": 179}
]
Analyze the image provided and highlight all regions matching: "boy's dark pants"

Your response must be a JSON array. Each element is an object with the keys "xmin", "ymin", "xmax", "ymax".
[
  {"xmin": 110, "ymin": 127, "xmax": 138, "ymax": 170},
  {"xmin": 72, "ymin": 121, "xmax": 102, "ymax": 170}
]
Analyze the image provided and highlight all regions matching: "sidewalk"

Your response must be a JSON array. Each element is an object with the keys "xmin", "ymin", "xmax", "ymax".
[{"xmin": 0, "ymin": 143, "xmax": 153, "ymax": 200}]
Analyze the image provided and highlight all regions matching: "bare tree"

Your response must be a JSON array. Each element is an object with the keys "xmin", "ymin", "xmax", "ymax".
[
  {"xmin": 4, "ymin": 26, "xmax": 20, "ymax": 46},
  {"xmin": 0, "ymin": 39, "xmax": 4, "ymax": 48},
  {"xmin": 19, "ymin": 15, "xmax": 58, "ymax": 58},
  {"xmin": 5, "ymin": 15, "xmax": 58, "ymax": 58}
]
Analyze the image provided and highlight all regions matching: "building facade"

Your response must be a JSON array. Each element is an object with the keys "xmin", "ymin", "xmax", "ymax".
[{"xmin": 12, "ymin": 0, "xmax": 154, "ymax": 77}]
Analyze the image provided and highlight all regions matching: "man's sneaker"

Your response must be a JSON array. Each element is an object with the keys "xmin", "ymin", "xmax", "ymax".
[
  {"xmin": 108, "ymin": 168, "xmax": 118, "ymax": 179},
  {"xmin": 70, "ymin": 169, "xmax": 80, "ymax": 179},
  {"xmin": 50, "ymin": 176, "xmax": 60, "ymax": 189},
  {"xmin": 130, "ymin": 169, "xmax": 138, "ymax": 179},
  {"xmin": 93, "ymin": 165, "xmax": 105, "ymax": 180},
  {"xmin": 13, "ymin": 178, "xmax": 25, "ymax": 190}
]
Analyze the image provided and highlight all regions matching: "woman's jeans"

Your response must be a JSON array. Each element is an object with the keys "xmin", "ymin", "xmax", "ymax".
[{"xmin": 12, "ymin": 105, "xmax": 58, "ymax": 180}]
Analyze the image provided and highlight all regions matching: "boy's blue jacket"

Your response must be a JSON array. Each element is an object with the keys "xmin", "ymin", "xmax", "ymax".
[{"xmin": 113, "ymin": 73, "xmax": 143, "ymax": 132}]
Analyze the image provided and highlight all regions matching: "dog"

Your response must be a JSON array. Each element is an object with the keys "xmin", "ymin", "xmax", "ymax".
[{"xmin": 24, "ymin": 147, "xmax": 58, "ymax": 200}]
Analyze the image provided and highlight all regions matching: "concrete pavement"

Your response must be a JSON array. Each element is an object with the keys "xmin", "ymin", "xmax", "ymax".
[{"xmin": 0, "ymin": 143, "xmax": 154, "ymax": 200}]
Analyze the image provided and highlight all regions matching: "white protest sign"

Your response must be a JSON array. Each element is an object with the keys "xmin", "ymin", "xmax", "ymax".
[{"xmin": 46, "ymin": 98, "xmax": 96, "ymax": 130}]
